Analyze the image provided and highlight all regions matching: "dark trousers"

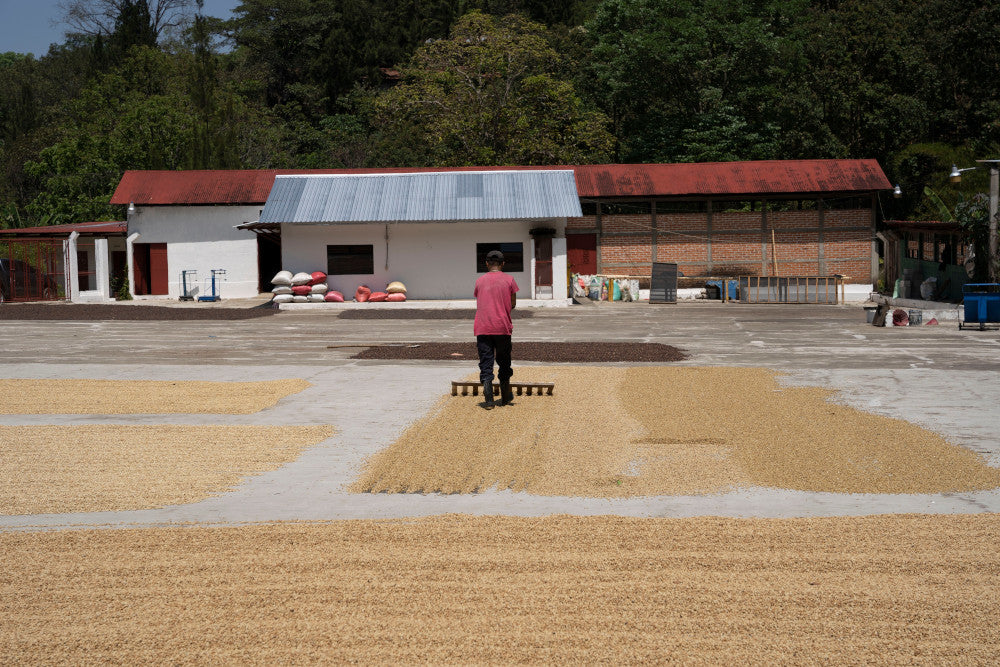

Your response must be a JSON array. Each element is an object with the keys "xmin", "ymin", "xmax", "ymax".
[{"xmin": 477, "ymin": 335, "xmax": 512, "ymax": 385}]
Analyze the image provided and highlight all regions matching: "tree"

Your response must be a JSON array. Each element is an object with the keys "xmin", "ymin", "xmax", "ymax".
[
  {"xmin": 585, "ymin": 0, "xmax": 803, "ymax": 163},
  {"xmin": 371, "ymin": 11, "xmax": 613, "ymax": 166},
  {"xmin": 22, "ymin": 45, "xmax": 283, "ymax": 222},
  {"xmin": 58, "ymin": 0, "xmax": 194, "ymax": 41}
]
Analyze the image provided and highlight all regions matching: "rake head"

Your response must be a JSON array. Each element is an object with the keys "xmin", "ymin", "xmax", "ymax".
[{"xmin": 451, "ymin": 381, "xmax": 554, "ymax": 397}]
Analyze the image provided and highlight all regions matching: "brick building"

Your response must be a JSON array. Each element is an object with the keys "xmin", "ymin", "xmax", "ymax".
[{"xmin": 563, "ymin": 160, "xmax": 890, "ymax": 283}]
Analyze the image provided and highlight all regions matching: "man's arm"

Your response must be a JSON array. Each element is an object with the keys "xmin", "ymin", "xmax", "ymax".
[{"xmin": 510, "ymin": 292, "xmax": 516, "ymax": 310}]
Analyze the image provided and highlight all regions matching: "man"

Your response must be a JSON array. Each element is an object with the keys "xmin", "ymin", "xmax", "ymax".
[{"xmin": 474, "ymin": 249, "xmax": 519, "ymax": 409}]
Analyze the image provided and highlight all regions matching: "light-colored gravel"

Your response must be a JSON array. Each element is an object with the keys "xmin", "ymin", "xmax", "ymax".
[
  {"xmin": 2, "ymin": 514, "xmax": 998, "ymax": 664},
  {"xmin": 353, "ymin": 366, "xmax": 1000, "ymax": 496},
  {"xmin": 0, "ymin": 379, "xmax": 311, "ymax": 414},
  {"xmin": 0, "ymin": 425, "xmax": 334, "ymax": 514}
]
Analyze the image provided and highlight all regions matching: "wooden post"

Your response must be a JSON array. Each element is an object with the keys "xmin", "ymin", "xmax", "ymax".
[{"xmin": 771, "ymin": 229, "xmax": 778, "ymax": 276}]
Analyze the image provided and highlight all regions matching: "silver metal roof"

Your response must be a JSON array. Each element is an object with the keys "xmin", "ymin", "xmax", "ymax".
[{"xmin": 259, "ymin": 170, "xmax": 582, "ymax": 224}]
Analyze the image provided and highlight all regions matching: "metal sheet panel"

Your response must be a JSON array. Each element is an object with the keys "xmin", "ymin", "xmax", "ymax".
[{"xmin": 260, "ymin": 170, "xmax": 582, "ymax": 224}]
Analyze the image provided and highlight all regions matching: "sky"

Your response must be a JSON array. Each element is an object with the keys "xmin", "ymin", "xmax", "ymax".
[{"xmin": 0, "ymin": 0, "xmax": 241, "ymax": 57}]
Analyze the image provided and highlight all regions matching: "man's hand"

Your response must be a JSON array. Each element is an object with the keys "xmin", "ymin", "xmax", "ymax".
[{"xmin": 511, "ymin": 293, "xmax": 517, "ymax": 310}]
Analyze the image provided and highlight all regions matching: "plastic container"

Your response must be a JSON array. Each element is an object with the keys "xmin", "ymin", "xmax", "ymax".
[{"xmin": 908, "ymin": 309, "xmax": 922, "ymax": 326}]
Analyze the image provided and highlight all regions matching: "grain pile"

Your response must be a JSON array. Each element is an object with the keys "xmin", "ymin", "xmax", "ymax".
[
  {"xmin": 2, "ymin": 514, "xmax": 998, "ymax": 664},
  {"xmin": 0, "ymin": 425, "xmax": 333, "ymax": 514},
  {"xmin": 353, "ymin": 366, "xmax": 1000, "ymax": 496},
  {"xmin": 351, "ymin": 341, "xmax": 686, "ymax": 362},
  {"xmin": 0, "ymin": 378, "xmax": 310, "ymax": 414}
]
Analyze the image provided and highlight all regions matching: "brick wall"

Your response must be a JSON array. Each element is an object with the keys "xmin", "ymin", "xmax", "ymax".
[
  {"xmin": 584, "ymin": 200, "xmax": 875, "ymax": 282},
  {"xmin": 567, "ymin": 215, "xmax": 598, "ymax": 231}
]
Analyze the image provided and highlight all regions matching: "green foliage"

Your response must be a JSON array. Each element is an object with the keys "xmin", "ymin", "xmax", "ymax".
[
  {"xmin": 955, "ymin": 194, "xmax": 992, "ymax": 282},
  {"xmin": 2, "ymin": 0, "xmax": 999, "ymax": 227},
  {"xmin": 585, "ymin": 0, "xmax": 805, "ymax": 162},
  {"xmin": 372, "ymin": 12, "xmax": 613, "ymax": 166}
]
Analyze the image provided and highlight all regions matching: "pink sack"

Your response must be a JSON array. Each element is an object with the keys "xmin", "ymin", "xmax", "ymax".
[
  {"xmin": 324, "ymin": 291, "xmax": 344, "ymax": 302},
  {"xmin": 368, "ymin": 291, "xmax": 388, "ymax": 302},
  {"xmin": 354, "ymin": 285, "xmax": 371, "ymax": 302},
  {"xmin": 386, "ymin": 293, "xmax": 406, "ymax": 302},
  {"xmin": 309, "ymin": 271, "xmax": 327, "ymax": 285},
  {"xmin": 291, "ymin": 285, "xmax": 312, "ymax": 296}
]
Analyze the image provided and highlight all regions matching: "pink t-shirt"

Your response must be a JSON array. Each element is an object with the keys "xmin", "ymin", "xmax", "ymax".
[{"xmin": 474, "ymin": 271, "xmax": 520, "ymax": 336}]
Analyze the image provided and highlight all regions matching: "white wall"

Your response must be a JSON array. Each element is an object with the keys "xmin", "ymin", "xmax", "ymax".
[
  {"xmin": 128, "ymin": 205, "xmax": 262, "ymax": 298},
  {"xmin": 281, "ymin": 219, "xmax": 567, "ymax": 299}
]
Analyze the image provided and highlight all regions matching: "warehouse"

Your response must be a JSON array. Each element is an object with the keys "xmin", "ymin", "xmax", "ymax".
[{"xmin": 108, "ymin": 159, "xmax": 890, "ymax": 301}]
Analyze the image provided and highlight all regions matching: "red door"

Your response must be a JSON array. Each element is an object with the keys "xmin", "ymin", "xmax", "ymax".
[
  {"xmin": 149, "ymin": 243, "xmax": 168, "ymax": 295},
  {"xmin": 133, "ymin": 243, "xmax": 168, "ymax": 295},
  {"xmin": 567, "ymin": 234, "xmax": 596, "ymax": 274}
]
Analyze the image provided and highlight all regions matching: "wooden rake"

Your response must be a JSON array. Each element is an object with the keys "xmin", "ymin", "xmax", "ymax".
[{"xmin": 451, "ymin": 381, "xmax": 554, "ymax": 397}]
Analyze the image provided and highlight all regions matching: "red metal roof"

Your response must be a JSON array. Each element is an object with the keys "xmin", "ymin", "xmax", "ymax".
[
  {"xmin": 0, "ymin": 221, "xmax": 126, "ymax": 236},
  {"xmin": 110, "ymin": 160, "xmax": 891, "ymax": 206}
]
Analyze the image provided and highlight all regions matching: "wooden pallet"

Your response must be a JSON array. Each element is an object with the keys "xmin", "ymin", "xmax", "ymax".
[{"xmin": 451, "ymin": 381, "xmax": 554, "ymax": 397}]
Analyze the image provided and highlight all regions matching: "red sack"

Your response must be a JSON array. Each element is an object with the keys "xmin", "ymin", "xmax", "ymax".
[
  {"xmin": 368, "ymin": 291, "xmax": 388, "ymax": 302},
  {"xmin": 309, "ymin": 271, "xmax": 327, "ymax": 285},
  {"xmin": 354, "ymin": 285, "xmax": 371, "ymax": 302},
  {"xmin": 324, "ymin": 291, "xmax": 344, "ymax": 302},
  {"xmin": 386, "ymin": 293, "xmax": 406, "ymax": 302},
  {"xmin": 291, "ymin": 285, "xmax": 312, "ymax": 296}
]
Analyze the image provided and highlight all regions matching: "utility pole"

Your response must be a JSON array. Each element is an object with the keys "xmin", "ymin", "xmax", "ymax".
[{"xmin": 950, "ymin": 159, "xmax": 1000, "ymax": 282}]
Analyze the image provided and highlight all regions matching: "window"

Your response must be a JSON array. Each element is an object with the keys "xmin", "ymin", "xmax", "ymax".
[
  {"xmin": 768, "ymin": 199, "xmax": 818, "ymax": 212},
  {"xmin": 655, "ymin": 201, "xmax": 707, "ymax": 213},
  {"xmin": 327, "ymin": 245, "xmax": 374, "ymax": 275},
  {"xmin": 824, "ymin": 196, "xmax": 872, "ymax": 210},
  {"xmin": 476, "ymin": 242, "xmax": 524, "ymax": 272},
  {"xmin": 714, "ymin": 200, "xmax": 759, "ymax": 213},
  {"xmin": 600, "ymin": 202, "xmax": 651, "ymax": 215}
]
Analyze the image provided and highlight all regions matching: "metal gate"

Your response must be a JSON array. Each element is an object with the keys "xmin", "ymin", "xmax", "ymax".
[
  {"xmin": 0, "ymin": 239, "xmax": 66, "ymax": 303},
  {"xmin": 738, "ymin": 276, "xmax": 844, "ymax": 304}
]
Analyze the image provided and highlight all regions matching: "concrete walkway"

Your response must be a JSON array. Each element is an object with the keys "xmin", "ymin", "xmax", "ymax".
[{"xmin": 2, "ymin": 302, "xmax": 999, "ymax": 529}]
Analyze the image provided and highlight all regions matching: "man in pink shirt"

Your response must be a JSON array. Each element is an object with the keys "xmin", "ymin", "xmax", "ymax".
[{"xmin": 474, "ymin": 249, "xmax": 520, "ymax": 409}]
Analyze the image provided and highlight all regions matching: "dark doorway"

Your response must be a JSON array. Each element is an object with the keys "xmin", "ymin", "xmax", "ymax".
[
  {"xmin": 257, "ymin": 233, "xmax": 282, "ymax": 293},
  {"xmin": 567, "ymin": 233, "xmax": 597, "ymax": 274}
]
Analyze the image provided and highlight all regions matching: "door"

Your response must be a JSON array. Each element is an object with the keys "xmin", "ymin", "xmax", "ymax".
[
  {"xmin": 567, "ymin": 233, "xmax": 597, "ymax": 274},
  {"xmin": 133, "ymin": 243, "xmax": 168, "ymax": 295},
  {"xmin": 534, "ymin": 236, "xmax": 553, "ymax": 298}
]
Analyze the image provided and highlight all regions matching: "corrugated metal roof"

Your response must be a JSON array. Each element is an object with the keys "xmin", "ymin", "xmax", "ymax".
[
  {"xmin": 0, "ymin": 221, "xmax": 127, "ymax": 236},
  {"xmin": 571, "ymin": 160, "xmax": 891, "ymax": 198},
  {"xmin": 110, "ymin": 160, "xmax": 892, "ymax": 206},
  {"xmin": 259, "ymin": 171, "xmax": 583, "ymax": 223}
]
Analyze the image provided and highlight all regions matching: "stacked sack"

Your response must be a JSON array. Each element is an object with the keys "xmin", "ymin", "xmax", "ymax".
[
  {"xmin": 354, "ymin": 281, "xmax": 406, "ymax": 302},
  {"xmin": 271, "ymin": 272, "xmax": 407, "ymax": 304},
  {"xmin": 270, "ymin": 270, "xmax": 342, "ymax": 303},
  {"xmin": 270, "ymin": 270, "xmax": 294, "ymax": 303},
  {"xmin": 386, "ymin": 281, "xmax": 407, "ymax": 302}
]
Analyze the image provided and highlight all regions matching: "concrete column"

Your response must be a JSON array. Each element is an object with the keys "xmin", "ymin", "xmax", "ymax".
[
  {"xmin": 126, "ymin": 232, "xmax": 140, "ymax": 298},
  {"xmin": 529, "ymin": 237, "xmax": 537, "ymax": 299},
  {"xmin": 552, "ymin": 235, "xmax": 567, "ymax": 300},
  {"xmin": 67, "ymin": 231, "xmax": 80, "ymax": 302},
  {"xmin": 94, "ymin": 238, "xmax": 110, "ymax": 298}
]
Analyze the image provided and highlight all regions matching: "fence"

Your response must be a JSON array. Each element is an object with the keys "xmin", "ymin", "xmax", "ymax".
[
  {"xmin": 738, "ymin": 276, "xmax": 844, "ymax": 304},
  {"xmin": 0, "ymin": 239, "xmax": 66, "ymax": 303}
]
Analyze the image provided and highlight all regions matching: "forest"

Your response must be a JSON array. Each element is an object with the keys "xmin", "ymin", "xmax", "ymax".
[{"xmin": 1, "ymin": 0, "xmax": 998, "ymax": 229}]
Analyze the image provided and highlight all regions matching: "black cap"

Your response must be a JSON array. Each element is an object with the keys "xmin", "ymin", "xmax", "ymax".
[{"xmin": 486, "ymin": 250, "xmax": 504, "ymax": 262}]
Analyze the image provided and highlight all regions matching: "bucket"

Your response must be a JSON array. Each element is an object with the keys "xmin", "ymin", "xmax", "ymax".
[
  {"xmin": 908, "ymin": 309, "xmax": 922, "ymax": 326},
  {"xmin": 865, "ymin": 308, "xmax": 876, "ymax": 323}
]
